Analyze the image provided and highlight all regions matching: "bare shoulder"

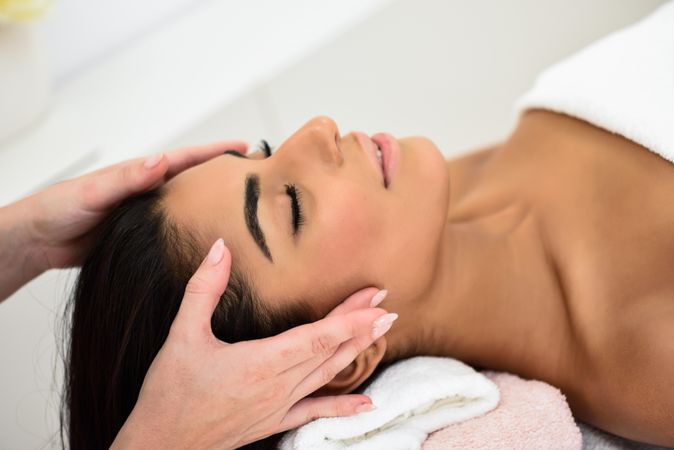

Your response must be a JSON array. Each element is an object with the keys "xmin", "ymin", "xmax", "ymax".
[
  {"xmin": 580, "ymin": 294, "xmax": 674, "ymax": 447},
  {"xmin": 512, "ymin": 109, "xmax": 674, "ymax": 446}
]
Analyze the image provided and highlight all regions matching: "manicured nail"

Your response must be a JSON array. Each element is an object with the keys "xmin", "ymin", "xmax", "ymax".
[
  {"xmin": 207, "ymin": 239, "xmax": 225, "ymax": 265},
  {"xmin": 370, "ymin": 289, "xmax": 388, "ymax": 307},
  {"xmin": 144, "ymin": 153, "xmax": 164, "ymax": 169},
  {"xmin": 355, "ymin": 403, "xmax": 376, "ymax": 413},
  {"xmin": 372, "ymin": 313, "xmax": 398, "ymax": 340}
]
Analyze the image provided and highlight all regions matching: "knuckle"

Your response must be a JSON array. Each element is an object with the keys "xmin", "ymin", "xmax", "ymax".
[
  {"xmin": 349, "ymin": 319, "xmax": 363, "ymax": 339},
  {"xmin": 185, "ymin": 273, "xmax": 211, "ymax": 295},
  {"xmin": 119, "ymin": 163, "xmax": 136, "ymax": 184},
  {"xmin": 318, "ymin": 366, "xmax": 337, "ymax": 386},
  {"xmin": 311, "ymin": 334, "xmax": 335, "ymax": 357},
  {"xmin": 352, "ymin": 335, "xmax": 371, "ymax": 354},
  {"xmin": 334, "ymin": 400, "xmax": 354, "ymax": 417},
  {"xmin": 304, "ymin": 405, "xmax": 320, "ymax": 422}
]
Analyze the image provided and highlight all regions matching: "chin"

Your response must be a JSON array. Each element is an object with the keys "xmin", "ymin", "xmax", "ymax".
[
  {"xmin": 387, "ymin": 136, "xmax": 449, "ymax": 296},
  {"xmin": 399, "ymin": 135, "xmax": 450, "ymax": 210}
]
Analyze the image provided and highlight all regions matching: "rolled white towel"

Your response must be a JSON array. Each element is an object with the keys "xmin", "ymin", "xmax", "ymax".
[{"xmin": 279, "ymin": 356, "xmax": 500, "ymax": 450}]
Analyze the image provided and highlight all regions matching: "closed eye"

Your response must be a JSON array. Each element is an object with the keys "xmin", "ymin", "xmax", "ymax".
[
  {"xmin": 285, "ymin": 183, "xmax": 305, "ymax": 236},
  {"xmin": 224, "ymin": 143, "xmax": 305, "ymax": 238}
]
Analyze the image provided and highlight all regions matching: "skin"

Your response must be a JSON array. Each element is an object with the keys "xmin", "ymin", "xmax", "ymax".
[
  {"xmin": 0, "ymin": 142, "xmax": 394, "ymax": 449},
  {"xmin": 164, "ymin": 112, "xmax": 674, "ymax": 446},
  {"xmin": 164, "ymin": 116, "xmax": 449, "ymax": 322}
]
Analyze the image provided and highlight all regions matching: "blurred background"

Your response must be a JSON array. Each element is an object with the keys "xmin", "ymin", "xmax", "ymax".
[{"xmin": 0, "ymin": 0, "xmax": 666, "ymax": 447}]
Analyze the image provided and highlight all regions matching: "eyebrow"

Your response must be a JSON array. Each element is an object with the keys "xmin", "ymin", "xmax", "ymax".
[{"xmin": 244, "ymin": 174, "xmax": 273, "ymax": 262}]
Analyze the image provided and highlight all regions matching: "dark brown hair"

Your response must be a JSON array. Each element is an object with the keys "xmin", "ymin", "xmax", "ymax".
[{"xmin": 61, "ymin": 188, "xmax": 313, "ymax": 449}]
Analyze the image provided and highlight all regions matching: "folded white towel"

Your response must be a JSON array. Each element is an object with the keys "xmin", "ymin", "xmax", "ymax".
[
  {"xmin": 514, "ymin": 1, "xmax": 674, "ymax": 165},
  {"xmin": 279, "ymin": 356, "xmax": 499, "ymax": 450}
]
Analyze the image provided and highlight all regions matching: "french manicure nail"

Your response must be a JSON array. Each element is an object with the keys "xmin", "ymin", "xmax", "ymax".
[
  {"xmin": 370, "ymin": 289, "xmax": 388, "ymax": 307},
  {"xmin": 207, "ymin": 239, "xmax": 225, "ymax": 265},
  {"xmin": 144, "ymin": 153, "xmax": 164, "ymax": 169},
  {"xmin": 371, "ymin": 313, "xmax": 398, "ymax": 340},
  {"xmin": 355, "ymin": 403, "xmax": 376, "ymax": 413}
]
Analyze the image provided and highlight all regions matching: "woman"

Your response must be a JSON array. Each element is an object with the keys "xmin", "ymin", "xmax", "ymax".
[
  {"xmin": 65, "ymin": 108, "xmax": 674, "ymax": 448},
  {"xmin": 66, "ymin": 3, "xmax": 674, "ymax": 447}
]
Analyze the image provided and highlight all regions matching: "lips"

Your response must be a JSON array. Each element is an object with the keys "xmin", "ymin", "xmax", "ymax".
[
  {"xmin": 371, "ymin": 132, "xmax": 399, "ymax": 188},
  {"xmin": 353, "ymin": 131, "xmax": 398, "ymax": 188}
]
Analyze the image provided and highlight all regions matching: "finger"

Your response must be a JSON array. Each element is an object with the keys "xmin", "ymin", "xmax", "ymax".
[
  {"xmin": 325, "ymin": 287, "xmax": 387, "ymax": 318},
  {"xmin": 165, "ymin": 140, "xmax": 248, "ymax": 178},
  {"xmin": 264, "ymin": 307, "xmax": 388, "ymax": 373},
  {"xmin": 287, "ymin": 314, "xmax": 396, "ymax": 401},
  {"xmin": 170, "ymin": 239, "xmax": 232, "ymax": 343},
  {"xmin": 279, "ymin": 394, "xmax": 374, "ymax": 432},
  {"xmin": 78, "ymin": 141, "xmax": 248, "ymax": 213},
  {"xmin": 77, "ymin": 154, "xmax": 170, "ymax": 213}
]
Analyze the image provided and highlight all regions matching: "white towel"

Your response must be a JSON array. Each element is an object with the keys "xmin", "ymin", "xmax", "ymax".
[
  {"xmin": 279, "ymin": 356, "xmax": 500, "ymax": 450},
  {"xmin": 513, "ymin": 1, "xmax": 674, "ymax": 165}
]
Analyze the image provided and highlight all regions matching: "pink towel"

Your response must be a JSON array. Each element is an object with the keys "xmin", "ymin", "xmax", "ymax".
[{"xmin": 423, "ymin": 372, "xmax": 581, "ymax": 450}]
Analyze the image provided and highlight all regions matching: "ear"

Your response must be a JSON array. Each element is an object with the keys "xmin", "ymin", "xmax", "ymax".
[{"xmin": 314, "ymin": 337, "xmax": 387, "ymax": 396}]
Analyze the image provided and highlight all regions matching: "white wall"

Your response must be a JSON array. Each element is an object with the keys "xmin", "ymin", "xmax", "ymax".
[
  {"xmin": 172, "ymin": 0, "xmax": 667, "ymax": 161},
  {"xmin": 42, "ymin": 0, "xmax": 203, "ymax": 83}
]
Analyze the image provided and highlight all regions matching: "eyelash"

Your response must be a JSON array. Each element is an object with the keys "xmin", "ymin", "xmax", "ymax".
[
  {"xmin": 259, "ymin": 139, "xmax": 273, "ymax": 158},
  {"xmin": 223, "ymin": 140, "xmax": 273, "ymax": 158},
  {"xmin": 260, "ymin": 140, "xmax": 304, "ymax": 234},
  {"xmin": 285, "ymin": 183, "xmax": 305, "ymax": 235}
]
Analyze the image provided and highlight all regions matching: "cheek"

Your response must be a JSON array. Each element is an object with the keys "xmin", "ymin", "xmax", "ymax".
[
  {"xmin": 304, "ymin": 188, "xmax": 382, "ymax": 310},
  {"xmin": 316, "ymin": 189, "xmax": 379, "ymax": 268}
]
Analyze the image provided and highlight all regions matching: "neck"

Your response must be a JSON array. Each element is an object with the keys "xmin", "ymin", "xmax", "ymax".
[{"xmin": 385, "ymin": 143, "xmax": 571, "ymax": 380}]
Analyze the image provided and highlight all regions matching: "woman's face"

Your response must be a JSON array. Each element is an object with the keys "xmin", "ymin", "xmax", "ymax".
[{"xmin": 164, "ymin": 116, "xmax": 449, "ymax": 316}]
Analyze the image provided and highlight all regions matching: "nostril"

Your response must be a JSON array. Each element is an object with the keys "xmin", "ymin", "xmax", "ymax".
[
  {"xmin": 330, "ymin": 139, "xmax": 344, "ymax": 167},
  {"xmin": 302, "ymin": 116, "xmax": 343, "ymax": 167}
]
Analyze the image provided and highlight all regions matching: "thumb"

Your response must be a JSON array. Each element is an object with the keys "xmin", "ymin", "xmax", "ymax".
[
  {"xmin": 171, "ymin": 239, "xmax": 232, "ymax": 342},
  {"xmin": 280, "ymin": 395, "xmax": 374, "ymax": 431}
]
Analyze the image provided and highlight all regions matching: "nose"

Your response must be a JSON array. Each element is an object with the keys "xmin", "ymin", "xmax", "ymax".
[{"xmin": 295, "ymin": 116, "xmax": 343, "ymax": 167}]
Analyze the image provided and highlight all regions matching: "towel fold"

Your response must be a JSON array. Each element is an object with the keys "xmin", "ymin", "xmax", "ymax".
[
  {"xmin": 513, "ymin": 1, "xmax": 674, "ymax": 164},
  {"xmin": 423, "ymin": 372, "xmax": 582, "ymax": 450},
  {"xmin": 279, "ymin": 356, "xmax": 499, "ymax": 450}
]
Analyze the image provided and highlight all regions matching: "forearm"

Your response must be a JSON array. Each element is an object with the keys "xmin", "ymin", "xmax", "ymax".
[{"xmin": 0, "ymin": 200, "xmax": 44, "ymax": 302}]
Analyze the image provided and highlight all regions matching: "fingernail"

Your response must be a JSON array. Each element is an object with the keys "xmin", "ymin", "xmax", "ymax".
[
  {"xmin": 207, "ymin": 239, "xmax": 225, "ymax": 266},
  {"xmin": 370, "ymin": 289, "xmax": 388, "ymax": 307},
  {"xmin": 355, "ymin": 403, "xmax": 376, "ymax": 413},
  {"xmin": 371, "ymin": 313, "xmax": 398, "ymax": 340},
  {"xmin": 144, "ymin": 153, "xmax": 164, "ymax": 169}
]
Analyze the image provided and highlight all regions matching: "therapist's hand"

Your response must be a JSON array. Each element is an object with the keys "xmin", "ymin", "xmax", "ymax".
[
  {"xmin": 0, "ymin": 141, "xmax": 246, "ymax": 301},
  {"xmin": 112, "ymin": 239, "xmax": 393, "ymax": 450},
  {"xmin": 22, "ymin": 141, "xmax": 248, "ymax": 270}
]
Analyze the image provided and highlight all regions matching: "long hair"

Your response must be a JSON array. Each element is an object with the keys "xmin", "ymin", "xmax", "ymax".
[{"xmin": 62, "ymin": 188, "xmax": 313, "ymax": 449}]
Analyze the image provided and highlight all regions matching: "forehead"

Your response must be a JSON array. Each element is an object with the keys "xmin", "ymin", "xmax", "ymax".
[{"xmin": 162, "ymin": 156, "xmax": 248, "ymax": 266}]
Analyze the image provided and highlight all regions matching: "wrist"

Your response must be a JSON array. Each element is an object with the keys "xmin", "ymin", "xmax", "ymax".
[
  {"xmin": 111, "ymin": 405, "xmax": 238, "ymax": 450},
  {"xmin": 110, "ymin": 408, "xmax": 168, "ymax": 450},
  {"xmin": 0, "ymin": 200, "xmax": 46, "ymax": 300}
]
